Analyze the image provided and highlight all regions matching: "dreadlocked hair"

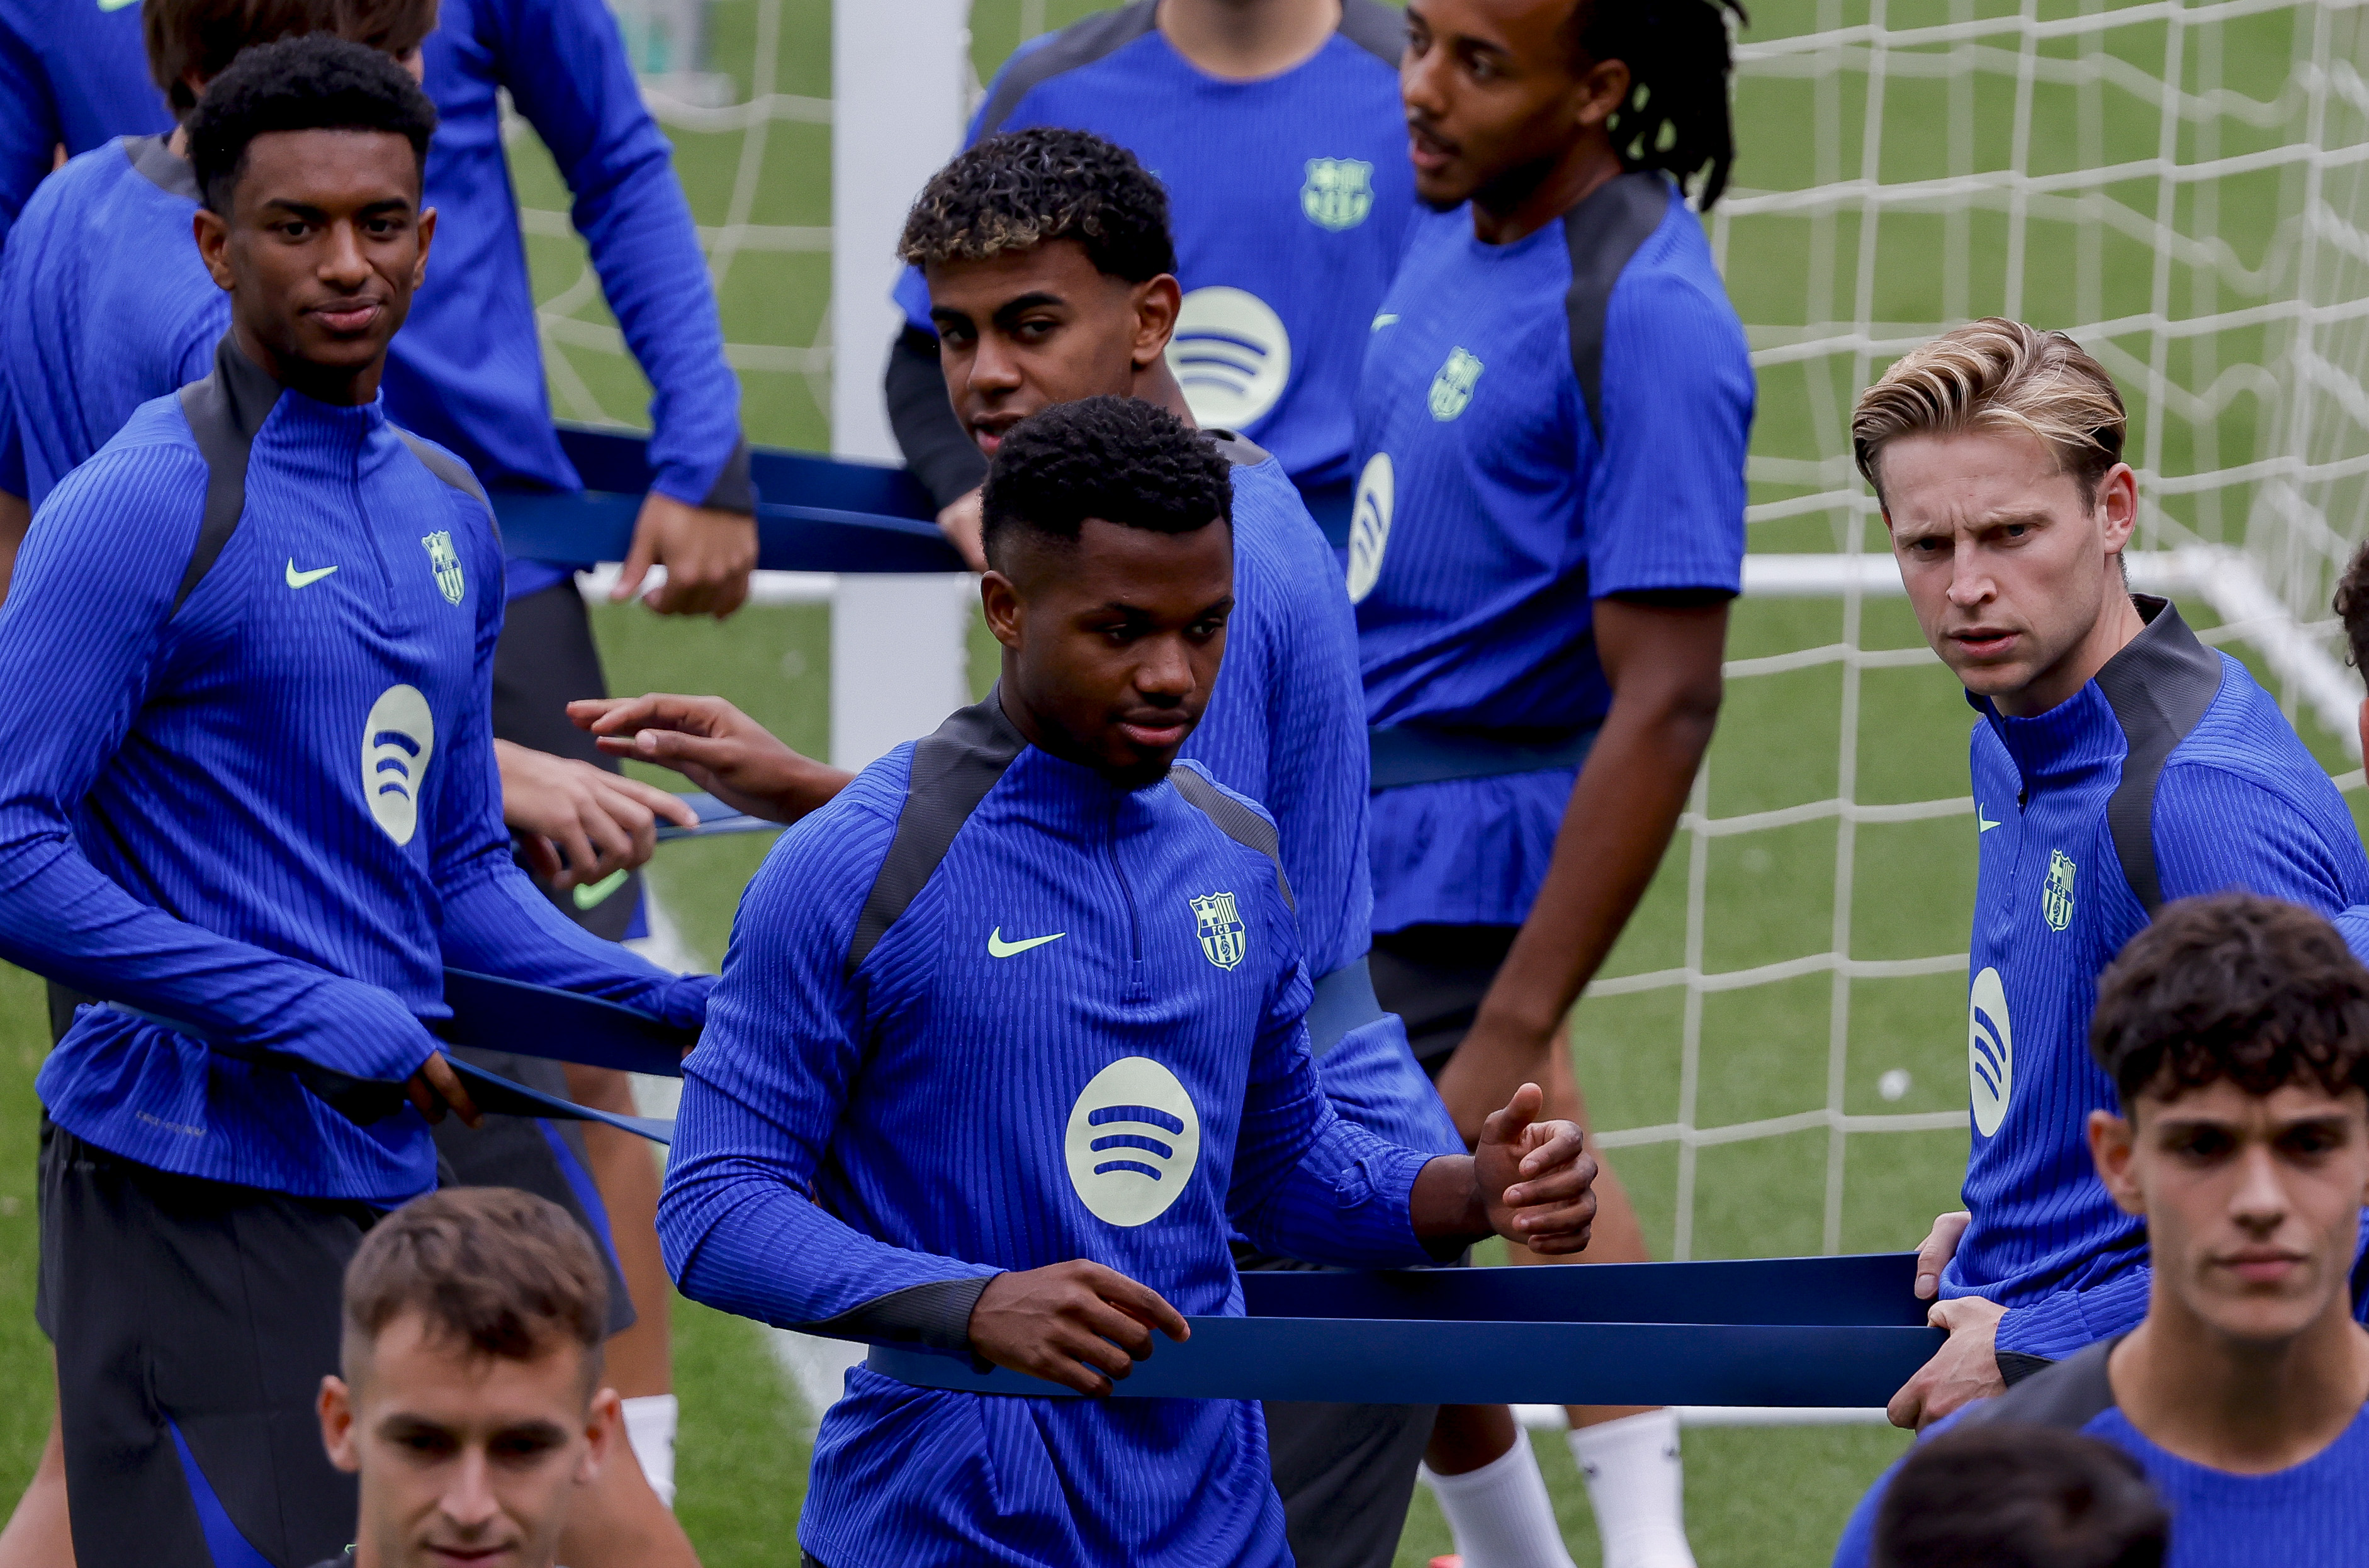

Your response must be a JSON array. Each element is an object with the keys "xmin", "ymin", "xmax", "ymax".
[{"xmin": 1569, "ymin": 0, "xmax": 1749, "ymax": 210}]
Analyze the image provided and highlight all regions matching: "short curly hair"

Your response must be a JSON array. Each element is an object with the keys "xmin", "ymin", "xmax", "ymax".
[
  {"xmin": 2090, "ymin": 892, "xmax": 2369, "ymax": 1109},
  {"xmin": 898, "ymin": 127, "xmax": 1175, "ymax": 284},
  {"xmin": 188, "ymin": 33, "xmax": 437, "ymax": 213},
  {"xmin": 980, "ymin": 397, "xmax": 1231, "ymax": 572}
]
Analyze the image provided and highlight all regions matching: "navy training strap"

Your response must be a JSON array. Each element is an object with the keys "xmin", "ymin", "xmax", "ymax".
[
  {"xmin": 437, "ymin": 970, "xmax": 693, "ymax": 1080},
  {"xmin": 1305, "ymin": 957, "xmax": 1384, "ymax": 1058},
  {"xmin": 442, "ymin": 1057, "xmax": 675, "ymax": 1145},
  {"xmin": 654, "ymin": 790, "xmax": 782, "ymax": 841},
  {"xmin": 867, "ymin": 1253, "xmax": 1943, "ymax": 1406},
  {"xmin": 1369, "ymin": 723, "xmax": 1601, "ymax": 790}
]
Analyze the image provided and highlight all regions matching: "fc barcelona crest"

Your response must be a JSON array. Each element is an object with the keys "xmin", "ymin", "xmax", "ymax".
[
  {"xmin": 1301, "ymin": 158, "xmax": 1375, "ymax": 232},
  {"xmin": 2042, "ymin": 849, "xmax": 2076, "ymax": 933},
  {"xmin": 1428, "ymin": 347, "xmax": 1484, "ymax": 422},
  {"xmin": 421, "ymin": 530, "xmax": 465, "ymax": 606},
  {"xmin": 1191, "ymin": 891, "xmax": 1247, "ymax": 972}
]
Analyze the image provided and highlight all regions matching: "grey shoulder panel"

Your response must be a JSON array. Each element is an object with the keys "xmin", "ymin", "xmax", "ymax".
[
  {"xmin": 799, "ymin": 1275, "xmax": 993, "ymax": 1355},
  {"xmin": 1560, "ymin": 172, "xmax": 1675, "ymax": 440},
  {"xmin": 847, "ymin": 695, "xmax": 1030, "ymax": 975},
  {"xmin": 1201, "ymin": 428, "xmax": 1271, "ymax": 469},
  {"xmin": 1964, "ymin": 1338, "xmax": 2120, "ymax": 1431},
  {"xmin": 1170, "ymin": 766, "xmax": 1295, "ymax": 912},
  {"xmin": 2093, "ymin": 596, "xmax": 2224, "ymax": 914},
  {"xmin": 1337, "ymin": 0, "xmax": 1409, "ymax": 64},
  {"xmin": 393, "ymin": 429, "xmax": 502, "ymax": 551},
  {"xmin": 171, "ymin": 335, "xmax": 283, "ymax": 615},
  {"xmin": 977, "ymin": 1, "xmax": 1159, "ymax": 137},
  {"xmin": 125, "ymin": 135, "xmax": 200, "ymax": 201}
]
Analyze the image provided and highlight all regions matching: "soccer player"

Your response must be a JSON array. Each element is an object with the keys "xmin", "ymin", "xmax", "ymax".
[
  {"xmin": 885, "ymin": 0, "xmax": 1412, "ymax": 562},
  {"xmin": 315, "ymin": 1188, "xmax": 634, "ymax": 1568},
  {"xmin": 0, "ymin": 39, "xmax": 709, "ymax": 1567},
  {"xmin": 1867, "ymin": 1425, "xmax": 2168, "ymax": 1568},
  {"xmin": 658, "ymin": 394, "xmax": 1602, "ymax": 1568},
  {"xmin": 1835, "ymin": 892, "xmax": 2369, "ymax": 1565},
  {"xmin": 582, "ymin": 126, "xmax": 1466, "ymax": 1568},
  {"xmin": 1351, "ymin": 0, "xmax": 1751, "ymax": 1562},
  {"xmin": 1855, "ymin": 320, "xmax": 2369, "ymax": 1430}
]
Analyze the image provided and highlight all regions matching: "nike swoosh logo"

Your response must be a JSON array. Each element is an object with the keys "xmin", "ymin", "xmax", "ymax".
[
  {"xmin": 573, "ymin": 868, "xmax": 630, "ymax": 910},
  {"xmin": 988, "ymin": 927, "xmax": 1064, "ymax": 958},
  {"xmin": 1978, "ymin": 808, "xmax": 2002, "ymax": 832},
  {"xmin": 97, "ymin": 0, "xmax": 138, "ymax": 12},
  {"xmin": 286, "ymin": 560, "xmax": 339, "ymax": 589},
  {"xmin": 1371, "ymin": 312, "xmax": 1399, "ymax": 331}
]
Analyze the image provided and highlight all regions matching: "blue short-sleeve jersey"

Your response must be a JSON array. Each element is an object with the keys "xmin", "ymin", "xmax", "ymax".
[
  {"xmin": 0, "ymin": 0, "xmax": 169, "ymax": 249},
  {"xmin": 1351, "ymin": 173, "xmax": 1752, "ymax": 931},
  {"xmin": 0, "ymin": 136, "xmax": 220, "ymax": 508},
  {"xmin": 1949, "ymin": 600, "xmax": 2369, "ymax": 1358},
  {"xmin": 892, "ymin": 0, "xmax": 1412, "ymax": 498}
]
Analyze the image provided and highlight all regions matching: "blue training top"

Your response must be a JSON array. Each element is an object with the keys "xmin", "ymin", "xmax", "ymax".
[
  {"xmin": 0, "ymin": 136, "xmax": 218, "ymax": 508},
  {"xmin": 1351, "ymin": 172, "xmax": 1753, "ymax": 932},
  {"xmin": 1833, "ymin": 1339, "xmax": 2369, "ymax": 1568},
  {"xmin": 1183, "ymin": 435, "xmax": 1459, "ymax": 1153},
  {"xmin": 0, "ymin": 0, "xmax": 169, "ymax": 248},
  {"xmin": 0, "ymin": 340, "xmax": 710, "ymax": 1202},
  {"xmin": 1952, "ymin": 598, "xmax": 2369, "ymax": 1358},
  {"xmin": 658, "ymin": 697, "xmax": 1446, "ymax": 1568},
  {"xmin": 893, "ymin": 0, "xmax": 1412, "ymax": 503},
  {"xmin": 0, "ymin": 0, "xmax": 748, "ymax": 595}
]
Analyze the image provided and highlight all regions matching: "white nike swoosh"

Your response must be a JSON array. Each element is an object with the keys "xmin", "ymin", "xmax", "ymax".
[
  {"xmin": 1978, "ymin": 810, "xmax": 2001, "ymax": 832},
  {"xmin": 988, "ymin": 927, "xmax": 1065, "ymax": 958},
  {"xmin": 1371, "ymin": 313, "xmax": 1400, "ymax": 331},
  {"xmin": 286, "ymin": 560, "xmax": 339, "ymax": 589}
]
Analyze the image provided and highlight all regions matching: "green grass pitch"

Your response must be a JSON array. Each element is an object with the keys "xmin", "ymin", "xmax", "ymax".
[{"xmin": 1, "ymin": 0, "xmax": 2356, "ymax": 1562}]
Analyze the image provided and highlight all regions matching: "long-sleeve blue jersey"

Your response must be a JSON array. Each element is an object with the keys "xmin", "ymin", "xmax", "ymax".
[
  {"xmin": 893, "ymin": 0, "xmax": 1412, "ymax": 503},
  {"xmin": 0, "ymin": 0, "xmax": 746, "ymax": 592},
  {"xmin": 0, "ymin": 135, "xmax": 218, "ymax": 507},
  {"xmin": 0, "ymin": 340, "xmax": 709, "ymax": 1202},
  {"xmin": 1951, "ymin": 598, "xmax": 2369, "ymax": 1357},
  {"xmin": 1351, "ymin": 174, "xmax": 1752, "ymax": 932},
  {"xmin": 1186, "ymin": 436, "xmax": 1460, "ymax": 1154},
  {"xmin": 0, "ymin": 0, "xmax": 167, "ymax": 249},
  {"xmin": 391, "ymin": 0, "xmax": 748, "ymax": 600},
  {"xmin": 659, "ymin": 696, "xmax": 1445, "ymax": 1568}
]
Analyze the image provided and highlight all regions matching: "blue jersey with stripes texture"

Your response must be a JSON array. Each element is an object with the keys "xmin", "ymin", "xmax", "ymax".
[
  {"xmin": 0, "ymin": 347, "xmax": 709, "ymax": 1202},
  {"xmin": 1351, "ymin": 173, "xmax": 1753, "ymax": 932},
  {"xmin": 894, "ymin": 0, "xmax": 1414, "ymax": 498},
  {"xmin": 659, "ymin": 704, "xmax": 1445, "ymax": 1567},
  {"xmin": 1953, "ymin": 599, "xmax": 2369, "ymax": 1358}
]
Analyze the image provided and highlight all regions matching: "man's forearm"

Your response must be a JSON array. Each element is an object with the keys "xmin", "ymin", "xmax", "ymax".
[{"xmin": 1409, "ymin": 1154, "xmax": 1488, "ymax": 1241}]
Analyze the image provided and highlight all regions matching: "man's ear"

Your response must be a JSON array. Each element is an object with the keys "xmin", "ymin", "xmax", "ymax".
[
  {"xmin": 412, "ymin": 204, "xmax": 436, "ymax": 288},
  {"xmin": 1132, "ymin": 274, "xmax": 1183, "ymax": 369},
  {"xmin": 2090, "ymin": 1107, "xmax": 2143, "ymax": 1216},
  {"xmin": 1574, "ymin": 57, "xmax": 1633, "ymax": 133},
  {"xmin": 2096, "ymin": 462, "xmax": 2139, "ymax": 556},
  {"xmin": 578, "ymin": 1386, "xmax": 620, "ymax": 1487},
  {"xmin": 981, "ymin": 569, "xmax": 1024, "ymax": 651},
  {"xmin": 193, "ymin": 206, "xmax": 234, "ymax": 294},
  {"xmin": 318, "ymin": 1374, "xmax": 361, "ymax": 1476}
]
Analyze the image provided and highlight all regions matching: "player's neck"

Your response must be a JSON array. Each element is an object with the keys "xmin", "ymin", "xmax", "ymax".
[
  {"xmin": 1157, "ymin": 0, "xmax": 1339, "ymax": 81},
  {"xmin": 1135, "ymin": 359, "xmax": 1198, "ymax": 428},
  {"xmin": 2110, "ymin": 1301, "xmax": 2369, "ymax": 1474},
  {"xmin": 228, "ymin": 320, "xmax": 385, "ymax": 408},
  {"xmin": 1468, "ymin": 138, "xmax": 1624, "ymax": 247}
]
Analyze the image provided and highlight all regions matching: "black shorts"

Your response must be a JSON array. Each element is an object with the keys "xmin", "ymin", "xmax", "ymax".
[
  {"xmin": 1263, "ymin": 1399, "xmax": 1439, "ymax": 1568},
  {"xmin": 1370, "ymin": 924, "xmax": 1521, "ymax": 1079},
  {"xmin": 38, "ymin": 1121, "xmax": 370, "ymax": 1568},
  {"xmin": 492, "ymin": 578, "xmax": 644, "ymax": 941}
]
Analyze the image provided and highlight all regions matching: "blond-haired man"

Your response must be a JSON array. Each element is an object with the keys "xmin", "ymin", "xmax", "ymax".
[{"xmin": 1854, "ymin": 318, "xmax": 2369, "ymax": 1427}]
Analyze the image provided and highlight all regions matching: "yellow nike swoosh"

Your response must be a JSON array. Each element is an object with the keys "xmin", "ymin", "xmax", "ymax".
[
  {"xmin": 573, "ymin": 868, "xmax": 631, "ymax": 910},
  {"xmin": 988, "ymin": 927, "xmax": 1065, "ymax": 958},
  {"xmin": 97, "ymin": 0, "xmax": 139, "ymax": 13},
  {"xmin": 286, "ymin": 560, "xmax": 339, "ymax": 589}
]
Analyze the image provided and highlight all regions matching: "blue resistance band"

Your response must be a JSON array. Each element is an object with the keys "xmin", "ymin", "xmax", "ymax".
[
  {"xmin": 869, "ymin": 1253, "xmax": 1944, "ymax": 1408},
  {"xmin": 653, "ymin": 790, "xmax": 783, "ymax": 841}
]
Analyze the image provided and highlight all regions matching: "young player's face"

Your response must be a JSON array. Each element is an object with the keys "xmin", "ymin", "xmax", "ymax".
[
  {"xmin": 2092, "ymin": 1079, "xmax": 2369, "ymax": 1344},
  {"xmin": 318, "ymin": 1313, "xmax": 612, "ymax": 1568},
  {"xmin": 1879, "ymin": 427, "xmax": 2138, "ymax": 717},
  {"xmin": 982, "ymin": 516, "xmax": 1234, "ymax": 788},
  {"xmin": 926, "ymin": 244, "xmax": 1183, "ymax": 460},
  {"xmin": 1400, "ymin": 0, "xmax": 1622, "ymax": 212},
  {"xmin": 194, "ymin": 127, "xmax": 435, "ymax": 403}
]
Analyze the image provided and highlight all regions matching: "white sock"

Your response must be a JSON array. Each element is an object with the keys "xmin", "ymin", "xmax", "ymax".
[
  {"xmin": 621, "ymin": 1392, "xmax": 678, "ymax": 1509},
  {"xmin": 1421, "ymin": 1435, "xmax": 1576, "ymax": 1568},
  {"xmin": 1567, "ymin": 1409, "xmax": 1694, "ymax": 1568}
]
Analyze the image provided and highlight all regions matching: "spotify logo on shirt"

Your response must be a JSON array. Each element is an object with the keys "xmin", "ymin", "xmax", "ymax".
[
  {"xmin": 1167, "ymin": 287, "xmax": 1291, "ymax": 432},
  {"xmin": 1346, "ymin": 451, "xmax": 1393, "ymax": 603},
  {"xmin": 1968, "ymin": 966, "xmax": 2014, "ymax": 1138},
  {"xmin": 363, "ymin": 684, "xmax": 436, "ymax": 846},
  {"xmin": 1064, "ymin": 1058, "xmax": 1202, "ymax": 1227}
]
